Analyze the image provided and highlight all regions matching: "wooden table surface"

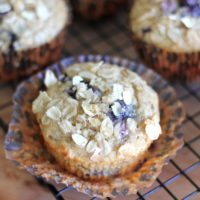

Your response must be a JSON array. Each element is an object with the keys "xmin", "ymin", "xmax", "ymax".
[{"xmin": 0, "ymin": 7, "xmax": 200, "ymax": 200}]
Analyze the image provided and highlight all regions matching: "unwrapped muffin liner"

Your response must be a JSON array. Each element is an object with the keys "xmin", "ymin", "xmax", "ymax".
[
  {"xmin": 132, "ymin": 33, "xmax": 200, "ymax": 82},
  {"xmin": 70, "ymin": 0, "xmax": 128, "ymax": 20},
  {"xmin": 4, "ymin": 55, "xmax": 184, "ymax": 198}
]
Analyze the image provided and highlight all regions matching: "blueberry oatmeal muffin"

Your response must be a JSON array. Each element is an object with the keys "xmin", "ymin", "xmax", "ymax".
[
  {"xmin": 0, "ymin": 0, "xmax": 70, "ymax": 82},
  {"xmin": 130, "ymin": 0, "xmax": 200, "ymax": 81},
  {"xmin": 32, "ymin": 61, "xmax": 162, "ymax": 180},
  {"xmin": 5, "ymin": 55, "xmax": 185, "ymax": 198},
  {"xmin": 70, "ymin": 0, "xmax": 128, "ymax": 20}
]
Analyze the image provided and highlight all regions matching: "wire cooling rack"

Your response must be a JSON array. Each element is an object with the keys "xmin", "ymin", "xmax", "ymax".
[{"xmin": 0, "ymin": 6, "xmax": 200, "ymax": 200}]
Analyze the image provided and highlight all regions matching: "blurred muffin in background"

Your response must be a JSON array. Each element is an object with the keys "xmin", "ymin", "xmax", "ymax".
[
  {"xmin": 130, "ymin": 0, "xmax": 200, "ymax": 82},
  {"xmin": 70, "ymin": 0, "xmax": 128, "ymax": 20},
  {"xmin": 0, "ymin": 0, "xmax": 71, "ymax": 82}
]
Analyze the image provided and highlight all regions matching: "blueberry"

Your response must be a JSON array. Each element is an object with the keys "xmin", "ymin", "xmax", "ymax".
[
  {"xmin": 120, "ymin": 120, "xmax": 127, "ymax": 138},
  {"xmin": 142, "ymin": 27, "xmax": 152, "ymax": 34},
  {"xmin": 107, "ymin": 100, "xmax": 136, "ymax": 123},
  {"xmin": 116, "ymin": 100, "xmax": 136, "ymax": 120},
  {"xmin": 162, "ymin": 0, "xmax": 200, "ymax": 17},
  {"xmin": 161, "ymin": 0, "xmax": 178, "ymax": 13},
  {"xmin": 8, "ymin": 32, "xmax": 18, "ymax": 43},
  {"xmin": 59, "ymin": 73, "xmax": 68, "ymax": 83},
  {"xmin": 191, "ymin": 4, "xmax": 200, "ymax": 16},
  {"xmin": 184, "ymin": 0, "xmax": 198, "ymax": 6},
  {"xmin": 67, "ymin": 86, "xmax": 77, "ymax": 99},
  {"xmin": 180, "ymin": 7, "xmax": 192, "ymax": 17},
  {"xmin": 66, "ymin": 78, "xmax": 101, "ymax": 100},
  {"xmin": 107, "ymin": 112, "xmax": 117, "ymax": 122},
  {"xmin": 81, "ymin": 80, "xmax": 102, "ymax": 96},
  {"xmin": 7, "ymin": 32, "xmax": 18, "ymax": 58},
  {"xmin": 92, "ymin": 88, "xmax": 102, "ymax": 96}
]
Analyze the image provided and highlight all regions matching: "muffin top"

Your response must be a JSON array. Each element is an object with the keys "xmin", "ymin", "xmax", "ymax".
[
  {"xmin": 130, "ymin": 0, "xmax": 200, "ymax": 52},
  {"xmin": 32, "ymin": 62, "xmax": 161, "ymax": 161},
  {"xmin": 0, "ymin": 0, "xmax": 69, "ymax": 52}
]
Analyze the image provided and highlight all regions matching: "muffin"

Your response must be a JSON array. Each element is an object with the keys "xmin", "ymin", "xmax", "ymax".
[
  {"xmin": 4, "ymin": 55, "xmax": 184, "ymax": 198},
  {"xmin": 70, "ymin": 0, "xmax": 127, "ymax": 20},
  {"xmin": 0, "ymin": 0, "xmax": 71, "ymax": 82},
  {"xmin": 32, "ymin": 61, "xmax": 162, "ymax": 180},
  {"xmin": 130, "ymin": 0, "xmax": 200, "ymax": 81}
]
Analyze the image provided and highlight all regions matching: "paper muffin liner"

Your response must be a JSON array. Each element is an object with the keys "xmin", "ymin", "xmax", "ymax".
[
  {"xmin": 0, "ymin": 29, "xmax": 66, "ymax": 82},
  {"xmin": 4, "ymin": 55, "xmax": 184, "ymax": 198},
  {"xmin": 70, "ymin": 0, "xmax": 128, "ymax": 20},
  {"xmin": 132, "ymin": 33, "xmax": 200, "ymax": 82},
  {"xmin": 0, "ymin": 0, "xmax": 72, "ymax": 82}
]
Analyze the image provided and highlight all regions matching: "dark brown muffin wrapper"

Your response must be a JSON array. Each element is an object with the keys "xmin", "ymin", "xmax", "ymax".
[
  {"xmin": 70, "ymin": 0, "xmax": 128, "ymax": 20},
  {"xmin": 0, "ymin": 28, "xmax": 66, "ymax": 82},
  {"xmin": 132, "ymin": 33, "xmax": 200, "ymax": 82},
  {"xmin": 4, "ymin": 55, "xmax": 185, "ymax": 198}
]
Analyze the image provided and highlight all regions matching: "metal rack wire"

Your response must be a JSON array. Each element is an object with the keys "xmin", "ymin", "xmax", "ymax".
[{"xmin": 0, "ymin": 7, "xmax": 200, "ymax": 200}]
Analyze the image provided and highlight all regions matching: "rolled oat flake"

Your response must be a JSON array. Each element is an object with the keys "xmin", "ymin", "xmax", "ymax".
[{"xmin": 0, "ymin": 2, "xmax": 12, "ymax": 17}]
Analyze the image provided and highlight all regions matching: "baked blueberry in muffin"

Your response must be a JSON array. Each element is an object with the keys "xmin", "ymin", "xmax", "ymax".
[{"xmin": 32, "ymin": 61, "xmax": 162, "ymax": 180}]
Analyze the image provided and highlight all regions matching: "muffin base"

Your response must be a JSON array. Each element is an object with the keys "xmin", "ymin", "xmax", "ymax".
[
  {"xmin": 0, "ymin": 29, "xmax": 66, "ymax": 82},
  {"xmin": 4, "ymin": 55, "xmax": 185, "ymax": 198},
  {"xmin": 71, "ymin": 0, "xmax": 128, "ymax": 20},
  {"xmin": 132, "ymin": 33, "xmax": 200, "ymax": 82},
  {"xmin": 42, "ymin": 133, "xmax": 151, "ymax": 180}
]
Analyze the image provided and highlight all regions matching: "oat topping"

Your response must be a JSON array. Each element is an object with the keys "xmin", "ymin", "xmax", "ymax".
[
  {"xmin": 46, "ymin": 106, "xmax": 61, "ymax": 121},
  {"xmin": 33, "ymin": 62, "xmax": 161, "ymax": 159},
  {"xmin": 44, "ymin": 70, "xmax": 58, "ymax": 88},
  {"xmin": 0, "ymin": 0, "xmax": 69, "ymax": 52},
  {"xmin": 0, "ymin": 2, "xmax": 12, "ymax": 18},
  {"xmin": 131, "ymin": 0, "xmax": 200, "ymax": 52},
  {"xmin": 72, "ymin": 134, "xmax": 88, "ymax": 148},
  {"xmin": 162, "ymin": 0, "xmax": 200, "ymax": 17},
  {"xmin": 161, "ymin": 0, "xmax": 200, "ymax": 28},
  {"xmin": 145, "ymin": 121, "xmax": 161, "ymax": 140},
  {"xmin": 86, "ymin": 140, "xmax": 97, "ymax": 153}
]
